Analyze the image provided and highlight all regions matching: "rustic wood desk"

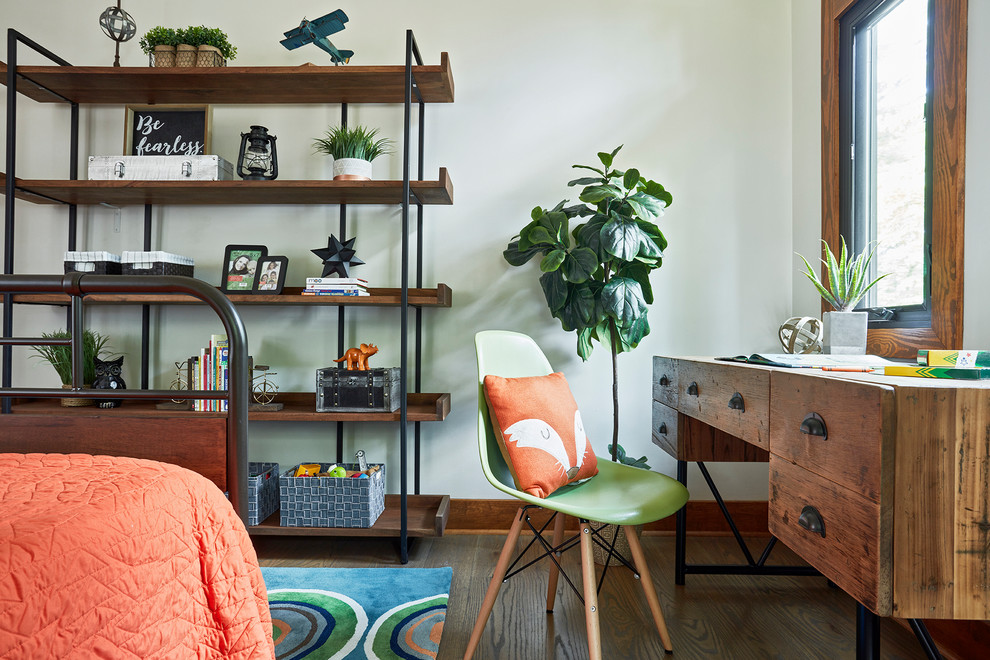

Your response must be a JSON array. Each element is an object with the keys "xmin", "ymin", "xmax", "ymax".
[{"xmin": 653, "ymin": 356, "xmax": 990, "ymax": 658}]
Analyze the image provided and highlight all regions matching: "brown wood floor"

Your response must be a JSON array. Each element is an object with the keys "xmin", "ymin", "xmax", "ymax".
[{"xmin": 253, "ymin": 532, "xmax": 929, "ymax": 659}]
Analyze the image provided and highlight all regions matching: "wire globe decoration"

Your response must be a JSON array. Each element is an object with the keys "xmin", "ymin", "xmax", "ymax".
[
  {"xmin": 99, "ymin": 2, "xmax": 137, "ymax": 67},
  {"xmin": 778, "ymin": 316, "xmax": 823, "ymax": 354}
]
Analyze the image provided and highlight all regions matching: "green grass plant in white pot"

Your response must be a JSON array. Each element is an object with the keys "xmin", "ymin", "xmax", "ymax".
[
  {"xmin": 797, "ymin": 238, "xmax": 887, "ymax": 354},
  {"xmin": 313, "ymin": 125, "xmax": 393, "ymax": 180}
]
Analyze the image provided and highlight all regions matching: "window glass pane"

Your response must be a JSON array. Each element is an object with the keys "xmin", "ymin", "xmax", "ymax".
[{"xmin": 871, "ymin": 0, "xmax": 928, "ymax": 308}]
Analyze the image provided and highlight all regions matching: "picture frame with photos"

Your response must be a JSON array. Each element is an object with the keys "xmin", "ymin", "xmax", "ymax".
[
  {"xmin": 221, "ymin": 244, "xmax": 267, "ymax": 293},
  {"xmin": 253, "ymin": 256, "xmax": 288, "ymax": 295}
]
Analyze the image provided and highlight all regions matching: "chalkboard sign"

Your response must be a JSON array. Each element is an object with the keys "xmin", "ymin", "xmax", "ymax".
[{"xmin": 124, "ymin": 105, "xmax": 212, "ymax": 156}]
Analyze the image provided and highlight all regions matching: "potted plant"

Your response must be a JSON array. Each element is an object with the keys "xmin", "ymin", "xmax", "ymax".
[
  {"xmin": 138, "ymin": 26, "xmax": 179, "ymax": 67},
  {"xmin": 503, "ymin": 145, "xmax": 671, "ymax": 463},
  {"xmin": 313, "ymin": 125, "xmax": 393, "ymax": 180},
  {"xmin": 797, "ymin": 238, "xmax": 887, "ymax": 354},
  {"xmin": 30, "ymin": 329, "xmax": 112, "ymax": 406},
  {"xmin": 180, "ymin": 25, "xmax": 237, "ymax": 67}
]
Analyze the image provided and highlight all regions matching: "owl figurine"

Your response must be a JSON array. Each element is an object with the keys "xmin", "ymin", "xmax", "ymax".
[{"xmin": 92, "ymin": 355, "xmax": 126, "ymax": 408}]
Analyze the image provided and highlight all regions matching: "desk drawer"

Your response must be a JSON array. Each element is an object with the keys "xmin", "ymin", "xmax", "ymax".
[
  {"xmin": 653, "ymin": 357, "xmax": 678, "ymax": 408},
  {"xmin": 651, "ymin": 400, "xmax": 679, "ymax": 458},
  {"xmin": 769, "ymin": 456, "xmax": 890, "ymax": 615},
  {"xmin": 677, "ymin": 360, "xmax": 770, "ymax": 448},
  {"xmin": 770, "ymin": 371, "xmax": 893, "ymax": 501}
]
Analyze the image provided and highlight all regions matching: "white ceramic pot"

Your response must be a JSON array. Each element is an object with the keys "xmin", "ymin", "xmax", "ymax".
[
  {"xmin": 823, "ymin": 311, "xmax": 868, "ymax": 354},
  {"xmin": 332, "ymin": 158, "xmax": 373, "ymax": 181}
]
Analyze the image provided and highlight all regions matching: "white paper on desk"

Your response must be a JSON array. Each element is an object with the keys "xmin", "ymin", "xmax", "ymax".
[{"xmin": 718, "ymin": 353, "xmax": 905, "ymax": 368}]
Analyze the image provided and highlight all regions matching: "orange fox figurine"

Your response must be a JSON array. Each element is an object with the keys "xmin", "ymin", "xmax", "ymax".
[{"xmin": 333, "ymin": 343, "xmax": 378, "ymax": 370}]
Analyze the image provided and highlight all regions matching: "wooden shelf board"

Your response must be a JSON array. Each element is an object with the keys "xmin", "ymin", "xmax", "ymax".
[
  {"xmin": 7, "ymin": 392, "xmax": 450, "ymax": 422},
  {"xmin": 1, "ymin": 169, "xmax": 453, "ymax": 206},
  {"xmin": 4, "ymin": 284, "xmax": 452, "ymax": 308},
  {"xmin": 0, "ymin": 56, "xmax": 454, "ymax": 104},
  {"xmin": 248, "ymin": 494, "xmax": 450, "ymax": 538}
]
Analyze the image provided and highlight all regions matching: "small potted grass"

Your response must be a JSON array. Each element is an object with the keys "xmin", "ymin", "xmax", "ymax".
[
  {"xmin": 313, "ymin": 125, "xmax": 393, "ymax": 180},
  {"xmin": 139, "ymin": 26, "xmax": 179, "ymax": 67},
  {"xmin": 31, "ymin": 329, "xmax": 111, "ymax": 406}
]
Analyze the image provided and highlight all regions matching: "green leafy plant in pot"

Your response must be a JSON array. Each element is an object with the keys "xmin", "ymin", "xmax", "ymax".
[
  {"xmin": 180, "ymin": 25, "xmax": 237, "ymax": 66},
  {"xmin": 503, "ymin": 145, "xmax": 671, "ymax": 463},
  {"xmin": 138, "ymin": 26, "xmax": 180, "ymax": 66},
  {"xmin": 30, "ymin": 330, "xmax": 112, "ymax": 406},
  {"xmin": 313, "ymin": 125, "xmax": 393, "ymax": 181},
  {"xmin": 797, "ymin": 238, "xmax": 887, "ymax": 354}
]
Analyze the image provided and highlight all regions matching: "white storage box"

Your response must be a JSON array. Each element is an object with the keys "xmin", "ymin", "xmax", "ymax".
[
  {"xmin": 121, "ymin": 251, "xmax": 194, "ymax": 277},
  {"xmin": 64, "ymin": 251, "xmax": 121, "ymax": 274},
  {"xmin": 88, "ymin": 155, "xmax": 234, "ymax": 181}
]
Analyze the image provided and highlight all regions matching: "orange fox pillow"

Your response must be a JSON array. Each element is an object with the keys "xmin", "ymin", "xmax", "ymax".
[{"xmin": 483, "ymin": 372, "xmax": 599, "ymax": 498}]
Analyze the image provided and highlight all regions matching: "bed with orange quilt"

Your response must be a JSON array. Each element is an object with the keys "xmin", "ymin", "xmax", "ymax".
[{"xmin": 0, "ymin": 453, "xmax": 275, "ymax": 659}]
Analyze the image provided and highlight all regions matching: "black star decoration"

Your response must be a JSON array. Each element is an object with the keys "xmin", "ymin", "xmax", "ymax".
[{"xmin": 311, "ymin": 234, "xmax": 366, "ymax": 278}]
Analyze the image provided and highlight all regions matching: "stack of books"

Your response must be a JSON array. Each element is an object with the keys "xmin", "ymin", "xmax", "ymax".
[
  {"xmin": 883, "ymin": 350, "xmax": 990, "ymax": 380},
  {"xmin": 190, "ymin": 334, "xmax": 229, "ymax": 411},
  {"xmin": 302, "ymin": 277, "xmax": 370, "ymax": 296}
]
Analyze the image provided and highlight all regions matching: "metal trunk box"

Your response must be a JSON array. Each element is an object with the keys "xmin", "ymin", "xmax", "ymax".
[
  {"xmin": 87, "ymin": 155, "xmax": 234, "ymax": 181},
  {"xmin": 316, "ymin": 367, "xmax": 401, "ymax": 413}
]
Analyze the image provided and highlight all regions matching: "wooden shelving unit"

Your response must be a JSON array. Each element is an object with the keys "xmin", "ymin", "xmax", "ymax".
[{"xmin": 1, "ymin": 32, "xmax": 455, "ymax": 555}]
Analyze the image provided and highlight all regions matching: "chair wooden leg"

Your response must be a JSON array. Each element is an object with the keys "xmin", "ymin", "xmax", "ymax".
[
  {"xmin": 579, "ymin": 520, "xmax": 603, "ymax": 660},
  {"xmin": 624, "ymin": 525, "xmax": 674, "ymax": 653},
  {"xmin": 545, "ymin": 512, "xmax": 566, "ymax": 612},
  {"xmin": 463, "ymin": 507, "xmax": 527, "ymax": 660}
]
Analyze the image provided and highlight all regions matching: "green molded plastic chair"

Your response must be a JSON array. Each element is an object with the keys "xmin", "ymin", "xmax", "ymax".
[{"xmin": 465, "ymin": 330, "xmax": 690, "ymax": 659}]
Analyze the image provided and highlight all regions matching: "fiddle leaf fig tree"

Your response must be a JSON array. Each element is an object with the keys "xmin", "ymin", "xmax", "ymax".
[{"xmin": 503, "ymin": 146, "xmax": 672, "ymax": 460}]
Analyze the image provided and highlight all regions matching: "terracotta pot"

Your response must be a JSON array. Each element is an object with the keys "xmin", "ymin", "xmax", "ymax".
[
  {"xmin": 196, "ymin": 44, "xmax": 225, "ymax": 67},
  {"xmin": 175, "ymin": 43, "xmax": 197, "ymax": 67},
  {"xmin": 332, "ymin": 158, "xmax": 373, "ymax": 181},
  {"xmin": 152, "ymin": 45, "xmax": 176, "ymax": 67}
]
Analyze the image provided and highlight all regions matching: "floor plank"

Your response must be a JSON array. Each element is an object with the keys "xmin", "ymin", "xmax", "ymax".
[{"xmin": 253, "ymin": 533, "xmax": 929, "ymax": 659}]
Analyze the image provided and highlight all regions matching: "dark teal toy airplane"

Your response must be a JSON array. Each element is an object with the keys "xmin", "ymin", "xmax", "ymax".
[{"xmin": 280, "ymin": 9, "xmax": 354, "ymax": 65}]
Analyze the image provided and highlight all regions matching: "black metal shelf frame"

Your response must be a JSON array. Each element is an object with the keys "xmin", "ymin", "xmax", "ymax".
[{"xmin": 2, "ymin": 28, "xmax": 437, "ymax": 563}]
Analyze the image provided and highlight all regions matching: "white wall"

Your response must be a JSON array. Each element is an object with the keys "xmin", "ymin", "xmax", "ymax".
[{"xmin": 1, "ymin": 0, "xmax": 795, "ymax": 500}]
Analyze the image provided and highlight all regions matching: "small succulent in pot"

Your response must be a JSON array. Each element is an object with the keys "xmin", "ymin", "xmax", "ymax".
[
  {"xmin": 313, "ymin": 125, "xmax": 393, "ymax": 180},
  {"xmin": 797, "ymin": 237, "xmax": 887, "ymax": 311}
]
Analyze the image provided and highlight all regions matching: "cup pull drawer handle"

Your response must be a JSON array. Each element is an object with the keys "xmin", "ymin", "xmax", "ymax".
[
  {"xmin": 659, "ymin": 375, "xmax": 670, "ymax": 387},
  {"xmin": 728, "ymin": 392, "xmax": 745, "ymax": 411},
  {"xmin": 798, "ymin": 505, "xmax": 826, "ymax": 538},
  {"xmin": 800, "ymin": 412, "xmax": 828, "ymax": 440},
  {"xmin": 658, "ymin": 423, "xmax": 668, "ymax": 435},
  {"xmin": 687, "ymin": 382, "xmax": 699, "ymax": 396}
]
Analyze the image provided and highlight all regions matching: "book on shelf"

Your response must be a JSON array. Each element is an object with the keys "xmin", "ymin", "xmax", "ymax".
[
  {"xmin": 301, "ymin": 289, "xmax": 370, "ymax": 296},
  {"xmin": 306, "ymin": 277, "xmax": 368, "ymax": 286},
  {"xmin": 191, "ymin": 334, "xmax": 230, "ymax": 411},
  {"xmin": 917, "ymin": 350, "xmax": 990, "ymax": 367},
  {"xmin": 305, "ymin": 284, "xmax": 367, "ymax": 291},
  {"xmin": 884, "ymin": 365, "xmax": 990, "ymax": 380}
]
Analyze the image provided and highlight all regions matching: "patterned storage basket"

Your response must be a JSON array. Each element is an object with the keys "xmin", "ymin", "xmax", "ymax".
[
  {"xmin": 247, "ymin": 462, "xmax": 280, "ymax": 526},
  {"xmin": 279, "ymin": 463, "xmax": 385, "ymax": 528},
  {"xmin": 121, "ymin": 251, "xmax": 194, "ymax": 277}
]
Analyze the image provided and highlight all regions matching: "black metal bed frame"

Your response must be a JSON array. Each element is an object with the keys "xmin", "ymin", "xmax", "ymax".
[
  {"xmin": 0, "ymin": 273, "xmax": 250, "ymax": 522},
  {"xmin": 3, "ymin": 28, "xmax": 435, "ymax": 563}
]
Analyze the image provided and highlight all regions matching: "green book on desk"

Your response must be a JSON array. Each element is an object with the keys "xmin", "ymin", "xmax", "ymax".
[{"xmin": 885, "ymin": 365, "xmax": 990, "ymax": 379}]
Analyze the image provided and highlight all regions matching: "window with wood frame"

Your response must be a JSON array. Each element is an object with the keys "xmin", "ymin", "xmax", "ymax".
[{"xmin": 821, "ymin": 0, "xmax": 966, "ymax": 358}]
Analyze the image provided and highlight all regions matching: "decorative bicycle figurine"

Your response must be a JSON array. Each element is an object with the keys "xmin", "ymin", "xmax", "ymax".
[{"xmin": 251, "ymin": 364, "xmax": 279, "ymax": 405}]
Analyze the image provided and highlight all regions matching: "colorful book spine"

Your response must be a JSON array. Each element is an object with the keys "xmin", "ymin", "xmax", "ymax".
[
  {"xmin": 305, "ymin": 285, "xmax": 366, "ymax": 291},
  {"xmin": 885, "ymin": 365, "xmax": 990, "ymax": 380},
  {"xmin": 917, "ymin": 350, "xmax": 990, "ymax": 368},
  {"xmin": 306, "ymin": 277, "xmax": 367, "ymax": 285},
  {"xmin": 301, "ymin": 290, "xmax": 369, "ymax": 296}
]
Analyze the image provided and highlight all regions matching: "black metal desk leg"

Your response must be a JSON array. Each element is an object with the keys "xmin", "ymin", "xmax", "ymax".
[
  {"xmin": 856, "ymin": 603, "xmax": 880, "ymax": 660},
  {"xmin": 675, "ymin": 460, "xmax": 687, "ymax": 585}
]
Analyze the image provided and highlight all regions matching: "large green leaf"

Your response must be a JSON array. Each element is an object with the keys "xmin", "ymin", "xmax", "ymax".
[
  {"xmin": 576, "ymin": 214, "xmax": 608, "ymax": 261},
  {"xmin": 577, "ymin": 327, "xmax": 595, "ymax": 361},
  {"xmin": 572, "ymin": 163, "xmax": 605, "ymax": 176},
  {"xmin": 579, "ymin": 184, "xmax": 623, "ymax": 204},
  {"xmin": 523, "ymin": 224, "xmax": 556, "ymax": 247},
  {"xmin": 627, "ymin": 192, "xmax": 665, "ymax": 221},
  {"xmin": 531, "ymin": 206, "xmax": 544, "ymax": 221},
  {"xmin": 623, "ymin": 168, "xmax": 641, "ymax": 191},
  {"xmin": 562, "ymin": 247, "xmax": 599, "ymax": 283},
  {"xmin": 568, "ymin": 177, "xmax": 602, "ymax": 187},
  {"xmin": 563, "ymin": 203, "xmax": 595, "ymax": 218},
  {"xmin": 601, "ymin": 213, "xmax": 649, "ymax": 261},
  {"xmin": 503, "ymin": 240, "xmax": 544, "ymax": 266},
  {"xmin": 602, "ymin": 277, "xmax": 648, "ymax": 326},
  {"xmin": 642, "ymin": 180, "xmax": 672, "ymax": 206},
  {"xmin": 558, "ymin": 284, "xmax": 596, "ymax": 330},
  {"xmin": 539, "ymin": 270, "xmax": 567, "ymax": 313},
  {"xmin": 540, "ymin": 249, "xmax": 566, "ymax": 272},
  {"xmin": 620, "ymin": 314, "xmax": 651, "ymax": 347},
  {"xmin": 617, "ymin": 261, "xmax": 654, "ymax": 304}
]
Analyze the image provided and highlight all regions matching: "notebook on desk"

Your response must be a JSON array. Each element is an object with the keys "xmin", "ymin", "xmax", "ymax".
[{"xmin": 716, "ymin": 353, "xmax": 905, "ymax": 368}]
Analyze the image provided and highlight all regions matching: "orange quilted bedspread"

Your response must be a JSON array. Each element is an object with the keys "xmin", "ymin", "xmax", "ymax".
[{"xmin": 0, "ymin": 453, "xmax": 275, "ymax": 659}]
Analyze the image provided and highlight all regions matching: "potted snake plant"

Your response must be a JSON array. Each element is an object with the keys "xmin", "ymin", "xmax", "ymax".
[{"xmin": 30, "ymin": 329, "xmax": 111, "ymax": 406}]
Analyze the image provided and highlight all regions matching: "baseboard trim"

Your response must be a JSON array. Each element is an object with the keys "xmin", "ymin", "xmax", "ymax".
[{"xmin": 446, "ymin": 498, "xmax": 769, "ymax": 535}]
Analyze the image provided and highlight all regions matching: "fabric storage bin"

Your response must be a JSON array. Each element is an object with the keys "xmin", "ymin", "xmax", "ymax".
[
  {"xmin": 121, "ymin": 251, "xmax": 194, "ymax": 277},
  {"xmin": 315, "ymin": 367, "xmax": 401, "ymax": 412},
  {"xmin": 279, "ymin": 462, "xmax": 385, "ymax": 528},
  {"xmin": 247, "ymin": 462, "xmax": 279, "ymax": 526},
  {"xmin": 64, "ymin": 251, "xmax": 122, "ymax": 274}
]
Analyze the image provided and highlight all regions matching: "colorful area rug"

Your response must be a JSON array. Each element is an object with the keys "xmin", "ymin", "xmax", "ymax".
[{"xmin": 261, "ymin": 566, "xmax": 452, "ymax": 660}]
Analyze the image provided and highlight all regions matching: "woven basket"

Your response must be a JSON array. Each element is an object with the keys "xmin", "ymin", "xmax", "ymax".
[
  {"xmin": 151, "ymin": 46, "xmax": 175, "ymax": 67},
  {"xmin": 175, "ymin": 44, "xmax": 197, "ymax": 67},
  {"xmin": 195, "ymin": 45, "xmax": 225, "ymax": 67},
  {"xmin": 592, "ymin": 523, "xmax": 643, "ymax": 566},
  {"xmin": 60, "ymin": 384, "xmax": 95, "ymax": 407}
]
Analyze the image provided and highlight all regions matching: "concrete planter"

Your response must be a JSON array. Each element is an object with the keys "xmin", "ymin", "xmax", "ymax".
[
  {"xmin": 332, "ymin": 158, "xmax": 373, "ymax": 181},
  {"xmin": 823, "ymin": 311, "xmax": 868, "ymax": 355}
]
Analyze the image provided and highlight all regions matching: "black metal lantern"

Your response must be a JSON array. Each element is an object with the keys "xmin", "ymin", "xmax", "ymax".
[
  {"xmin": 236, "ymin": 126, "xmax": 279, "ymax": 180},
  {"xmin": 99, "ymin": 1, "xmax": 137, "ymax": 67}
]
